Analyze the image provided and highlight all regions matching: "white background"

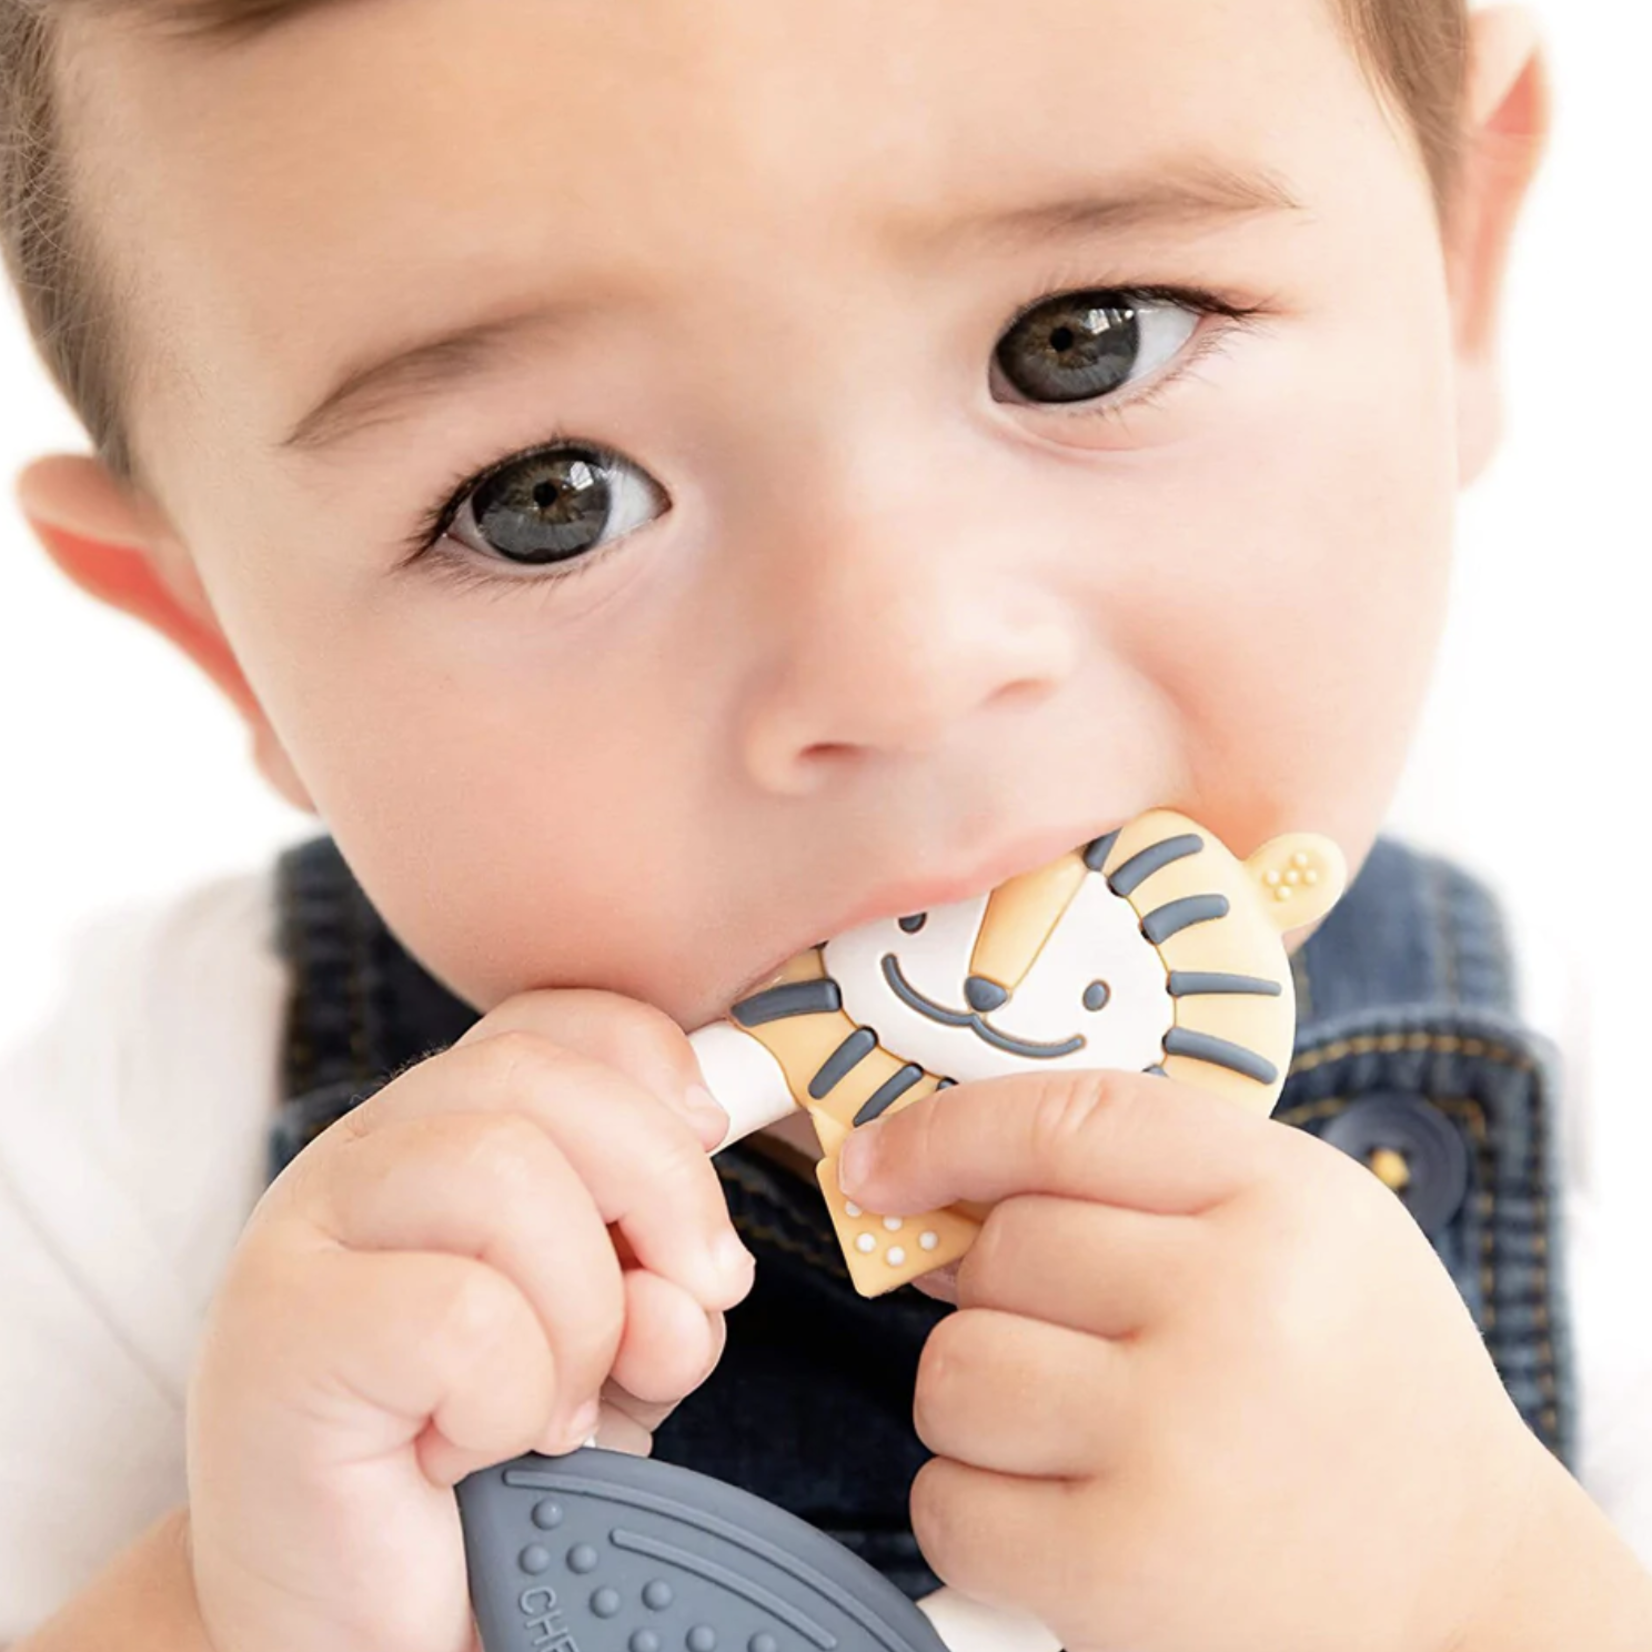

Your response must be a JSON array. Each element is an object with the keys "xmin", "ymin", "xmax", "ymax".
[{"xmin": 0, "ymin": 0, "xmax": 1645, "ymax": 1203}]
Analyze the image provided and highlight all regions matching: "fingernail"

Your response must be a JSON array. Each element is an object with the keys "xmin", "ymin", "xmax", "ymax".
[
  {"xmin": 561, "ymin": 1398, "xmax": 601, "ymax": 1451},
  {"xmin": 693, "ymin": 1230, "xmax": 755, "ymax": 1307},
  {"xmin": 838, "ymin": 1125, "xmax": 881, "ymax": 1194},
  {"xmin": 682, "ymin": 1083, "xmax": 730, "ymax": 1144}
]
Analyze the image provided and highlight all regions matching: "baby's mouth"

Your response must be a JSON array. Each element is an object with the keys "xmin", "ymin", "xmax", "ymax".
[{"xmin": 722, "ymin": 814, "xmax": 1127, "ymax": 1018}]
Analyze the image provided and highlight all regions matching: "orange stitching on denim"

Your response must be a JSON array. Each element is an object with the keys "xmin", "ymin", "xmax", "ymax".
[
  {"xmin": 717, "ymin": 1155, "xmax": 789, "ymax": 1202},
  {"xmin": 1289, "ymin": 1032, "xmax": 1535, "ymax": 1075},
  {"xmin": 1441, "ymin": 1100, "xmax": 1497, "ymax": 1327},
  {"xmin": 730, "ymin": 1214, "xmax": 851, "ymax": 1280},
  {"xmin": 717, "ymin": 1157, "xmax": 850, "ymax": 1279},
  {"xmin": 1280, "ymin": 1032, "xmax": 1560, "ymax": 1448}
]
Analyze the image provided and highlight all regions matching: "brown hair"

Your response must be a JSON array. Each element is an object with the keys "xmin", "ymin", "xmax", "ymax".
[{"xmin": 0, "ymin": 0, "xmax": 1470, "ymax": 501}]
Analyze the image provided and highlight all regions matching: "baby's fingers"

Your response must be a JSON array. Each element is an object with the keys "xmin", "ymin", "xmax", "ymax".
[
  {"xmin": 910, "ymin": 1460, "xmax": 1073, "ymax": 1620},
  {"xmin": 456, "ymin": 989, "xmax": 729, "ymax": 1151},
  {"xmin": 218, "ymin": 1242, "xmax": 558, "ymax": 1483},
  {"xmin": 914, "ymin": 1307, "xmax": 1126, "ymax": 1478},
  {"xmin": 305, "ymin": 1110, "xmax": 624, "ymax": 1441},
  {"xmin": 607, "ymin": 1270, "xmax": 728, "ymax": 1406},
  {"xmin": 840, "ymin": 1067, "xmax": 1271, "ymax": 1219},
  {"xmin": 319, "ymin": 1031, "xmax": 753, "ymax": 1309}
]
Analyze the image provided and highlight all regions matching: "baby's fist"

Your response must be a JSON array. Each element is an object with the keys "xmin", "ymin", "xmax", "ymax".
[
  {"xmin": 840, "ymin": 1068, "xmax": 1549, "ymax": 1652},
  {"xmin": 187, "ymin": 987, "xmax": 752, "ymax": 1652}
]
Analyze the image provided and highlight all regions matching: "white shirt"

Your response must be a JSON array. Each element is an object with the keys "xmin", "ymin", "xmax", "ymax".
[
  {"xmin": 0, "ymin": 870, "xmax": 285, "ymax": 1645},
  {"xmin": 1, "ymin": 868, "xmax": 1649, "ymax": 1645}
]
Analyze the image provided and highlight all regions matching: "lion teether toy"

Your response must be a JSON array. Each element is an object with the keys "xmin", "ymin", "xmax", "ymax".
[{"xmin": 687, "ymin": 807, "xmax": 1348, "ymax": 1295}]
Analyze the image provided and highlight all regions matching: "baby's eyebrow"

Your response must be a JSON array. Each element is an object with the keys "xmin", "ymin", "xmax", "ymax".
[
  {"xmin": 277, "ymin": 300, "xmax": 618, "ymax": 459},
  {"xmin": 888, "ymin": 157, "xmax": 1303, "ymax": 258},
  {"xmin": 115, "ymin": 0, "xmax": 338, "ymax": 52},
  {"xmin": 276, "ymin": 154, "xmax": 1303, "ymax": 462}
]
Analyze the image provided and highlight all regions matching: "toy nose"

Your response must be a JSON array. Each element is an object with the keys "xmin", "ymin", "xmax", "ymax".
[{"xmin": 964, "ymin": 975, "xmax": 1010, "ymax": 1013}]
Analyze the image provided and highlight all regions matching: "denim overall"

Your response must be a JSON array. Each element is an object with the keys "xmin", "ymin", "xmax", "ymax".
[{"xmin": 268, "ymin": 833, "xmax": 1577, "ymax": 1602}]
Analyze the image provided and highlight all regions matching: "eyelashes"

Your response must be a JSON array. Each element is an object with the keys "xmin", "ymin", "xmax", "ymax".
[{"xmin": 395, "ymin": 277, "xmax": 1274, "ymax": 591}]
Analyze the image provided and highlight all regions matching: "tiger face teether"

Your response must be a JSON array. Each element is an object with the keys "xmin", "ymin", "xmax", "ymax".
[{"xmin": 687, "ymin": 808, "xmax": 1347, "ymax": 1296}]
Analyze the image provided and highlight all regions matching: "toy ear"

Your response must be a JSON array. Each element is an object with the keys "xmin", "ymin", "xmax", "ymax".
[{"xmin": 1243, "ymin": 832, "xmax": 1348, "ymax": 932}]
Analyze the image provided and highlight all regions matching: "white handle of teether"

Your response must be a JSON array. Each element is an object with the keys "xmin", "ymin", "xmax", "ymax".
[
  {"xmin": 689, "ymin": 1022, "xmax": 1063, "ymax": 1652},
  {"xmin": 917, "ymin": 1592, "xmax": 1063, "ymax": 1652},
  {"xmin": 688, "ymin": 1022, "xmax": 802, "ymax": 1150}
]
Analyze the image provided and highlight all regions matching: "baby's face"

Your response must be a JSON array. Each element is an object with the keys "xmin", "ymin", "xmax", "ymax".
[{"xmin": 70, "ymin": 0, "xmax": 1462, "ymax": 1028}]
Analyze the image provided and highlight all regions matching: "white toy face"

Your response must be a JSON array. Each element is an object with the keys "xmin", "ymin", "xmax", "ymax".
[{"xmin": 822, "ymin": 873, "xmax": 1173, "ymax": 1083}]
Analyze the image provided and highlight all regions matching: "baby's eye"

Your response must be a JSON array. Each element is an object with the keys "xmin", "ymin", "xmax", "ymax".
[
  {"xmin": 443, "ymin": 442, "xmax": 667, "ymax": 569},
  {"xmin": 1083, "ymin": 980, "xmax": 1111, "ymax": 1010},
  {"xmin": 898, "ymin": 914, "xmax": 928, "ymax": 933},
  {"xmin": 992, "ymin": 288, "xmax": 1202, "ymax": 408}
]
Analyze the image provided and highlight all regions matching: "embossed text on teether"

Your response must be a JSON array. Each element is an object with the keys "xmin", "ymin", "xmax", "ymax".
[{"xmin": 520, "ymin": 1587, "xmax": 582, "ymax": 1652}]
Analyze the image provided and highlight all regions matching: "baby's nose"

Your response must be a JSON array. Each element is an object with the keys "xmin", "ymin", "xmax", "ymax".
[{"xmin": 963, "ymin": 975, "xmax": 1010, "ymax": 1013}]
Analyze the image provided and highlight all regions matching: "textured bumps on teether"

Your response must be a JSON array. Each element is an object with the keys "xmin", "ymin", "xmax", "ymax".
[{"xmin": 457, "ymin": 1445, "xmax": 951, "ymax": 1652}]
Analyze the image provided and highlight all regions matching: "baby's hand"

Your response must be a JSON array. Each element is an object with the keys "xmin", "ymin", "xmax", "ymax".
[
  {"xmin": 186, "ymin": 989, "xmax": 754, "ymax": 1652},
  {"xmin": 837, "ymin": 1070, "xmax": 1554, "ymax": 1652}
]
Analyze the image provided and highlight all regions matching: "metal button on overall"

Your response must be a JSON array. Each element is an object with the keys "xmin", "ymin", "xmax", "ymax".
[{"xmin": 1321, "ymin": 1092, "xmax": 1471, "ymax": 1234}]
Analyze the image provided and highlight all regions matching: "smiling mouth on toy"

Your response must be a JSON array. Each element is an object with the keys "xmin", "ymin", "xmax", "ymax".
[{"xmin": 880, "ymin": 954, "xmax": 1086, "ymax": 1059}]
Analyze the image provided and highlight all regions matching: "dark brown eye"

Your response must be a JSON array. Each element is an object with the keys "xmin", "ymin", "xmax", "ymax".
[
  {"xmin": 994, "ymin": 290, "xmax": 1198, "ymax": 405},
  {"xmin": 450, "ymin": 445, "xmax": 665, "ymax": 566},
  {"xmin": 898, "ymin": 914, "xmax": 927, "ymax": 933}
]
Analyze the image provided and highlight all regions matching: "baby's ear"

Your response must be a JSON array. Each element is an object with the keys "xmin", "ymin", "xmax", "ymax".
[
  {"xmin": 1449, "ymin": 5, "xmax": 1551, "ymax": 487},
  {"xmin": 1242, "ymin": 833, "xmax": 1347, "ymax": 933},
  {"xmin": 15, "ymin": 452, "xmax": 245, "ymax": 702},
  {"xmin": 12, "ymin": 451, "xmax": 317, "ymax": 814}
]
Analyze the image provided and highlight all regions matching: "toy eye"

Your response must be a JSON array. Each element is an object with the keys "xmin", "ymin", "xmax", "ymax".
[
  {"xmin": 898, "ymin": 914, "xmax": 927, "ymax": 933},
  {"xmin": 1083, "ymin": 980, "xmax": 1111, "ymax": 1011}
]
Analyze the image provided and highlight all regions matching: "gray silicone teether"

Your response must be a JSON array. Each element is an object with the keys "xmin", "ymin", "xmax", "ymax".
[{"xmin": 458, "ymin": 1445, "xmax": 950, "ymax": 1652}]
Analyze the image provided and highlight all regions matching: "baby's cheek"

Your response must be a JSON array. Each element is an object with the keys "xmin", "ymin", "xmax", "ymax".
[{"xmin": 1107, "ymin": 291, "xmax": 1456, "ymax": 855}]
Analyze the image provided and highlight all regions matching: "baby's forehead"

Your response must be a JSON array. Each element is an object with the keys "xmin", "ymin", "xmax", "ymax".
[
  {"xmin": 79, "ymin": 0, "xmax": 1369, "ymax": 179},
  {"xmin": 55, "ymin": 0, "xmax": 1420, "ymax": 482},
  {"xmin": 67, "ymin": 0, "xmax": 1378, "ymax": 273}
]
